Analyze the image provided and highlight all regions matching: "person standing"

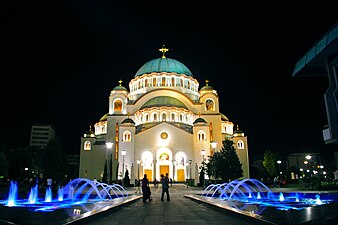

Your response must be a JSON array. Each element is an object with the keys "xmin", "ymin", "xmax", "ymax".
[
  {"xmin": 161, "ymin": 173, "xmax": 170, "ymax": 201},
  {"xmin": 141, "ymin": 174, "xmax": 150, "ymax": 202}
]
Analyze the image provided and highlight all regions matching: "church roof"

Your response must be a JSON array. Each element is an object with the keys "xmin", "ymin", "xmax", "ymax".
[
  {"xmin": 134, "ymin": 58, "xmax": 193, "ymax": 78},
  {"xmin": 140, "ymin": 96, "xmax": 188, "ymax": 110},
  {"xmin": 113, "ymin": 80, "xmax": 128, "ymax": 91},
  {"xmin": 193, "ymin": 117, "xmax": 207, "ymax": 124},
  {"xmin": 200, "ymin": 79, "xmax": 214, "ymax": 91},
  {"xmin": 122, "ymin": 118, "xmax": 135, "ymax": 124}
]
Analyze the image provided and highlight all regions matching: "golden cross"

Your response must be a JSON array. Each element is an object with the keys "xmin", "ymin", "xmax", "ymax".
[
  {"xmin": 118, "ymin": 80, "xmax": 123, "ymax": 86},
  {"xmin": 159, "ymin": 45, "xmax": 169, "ymax": 58},
  {"xmin": 205, "ymin": 80, "xmax": 209, "ymax": 86}
]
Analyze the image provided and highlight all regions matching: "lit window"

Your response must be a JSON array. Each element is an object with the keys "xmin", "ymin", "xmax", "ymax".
[
  {"xmin": 113, "ymin": 99, "xmax": 123, "ymax": 111},
  {"xmin": 205, "ymin": 99, "xmax": 214, "ymax": 111},
  {"xmin": 197, "ymin": 131, "xmax": 206, "ymax": 141},
  {"xmin": 123, "ymin": 131, "xmax": 132, "ymax": 142},
  {"xmin": 237, "ymin": 140, "xmax": 244, "ymax": 149},
  {"xmin": 84, "ymin": 141, "xmax": 91, "ymax": 150},
  {"xmin": 162, "ymin": 113, "xmax": 166, "ymax": 121},
  {"xmin": 171, "ymin": 113, "xmax": 175, "ymax": 121}
]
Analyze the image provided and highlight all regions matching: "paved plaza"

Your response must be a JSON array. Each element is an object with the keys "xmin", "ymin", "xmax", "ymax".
[{"xmin": 81, "ymin": 184, "xmax": 256, "ymax": 225}]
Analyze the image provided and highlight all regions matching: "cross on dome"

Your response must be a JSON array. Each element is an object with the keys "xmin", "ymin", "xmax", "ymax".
[
  {"xmin": 159, "ymin": 45, "xmax": 169, "ymax": 58},
  {"xmin": 118, "ymin": 80, "xmax": 123, "ymax": 86}
]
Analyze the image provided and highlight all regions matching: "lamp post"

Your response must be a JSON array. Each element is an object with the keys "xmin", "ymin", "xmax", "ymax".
[
  {"xmin": 189, "ymin": 159, "xmax": 192, "ymax": 179},
  {"xmin": 137, "ymin": 160, "xmax": 140, "ymax": 180},
  {"xmin": 121, "ymin": 150, "xmax": 127, "ymax": 186},
  {"xmin": 201, "ymin": 149, "xmax": 206, "ymax": 188},
  {"xmin": 105, "ymin": 142, "xmax": 113, "ymax": 183},
  {"xmin": 277, "ymin": 160, "xmax": 282, "ymax": 175}
]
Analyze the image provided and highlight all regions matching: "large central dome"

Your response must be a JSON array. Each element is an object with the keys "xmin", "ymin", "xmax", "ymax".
[{"xmin": 134, "ymin": 58, "xmax": 193, "ymax": 78}]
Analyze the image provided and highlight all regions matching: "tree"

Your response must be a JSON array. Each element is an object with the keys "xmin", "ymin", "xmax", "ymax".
[
  {"xmin": 263, "ymin": 149, "xmax": 277, "ymax": 180},
  {"xmin": 206, "ymin": 139, "xmax": 243, "ymax": 182}
]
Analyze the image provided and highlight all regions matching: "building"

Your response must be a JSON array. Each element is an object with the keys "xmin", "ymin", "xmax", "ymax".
[
  {"xmin": 292, "ymin": 22, "xmax": 338, "ymax": 144},
  {"xmin": 30, "ymin": 124, "xmax": 55, "ymax": 148},
  {"xmin": 79, "ymin": 46, "xmax": 250, "ymax": 185}
]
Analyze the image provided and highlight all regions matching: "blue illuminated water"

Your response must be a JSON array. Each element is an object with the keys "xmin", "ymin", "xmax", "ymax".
[
  {"xmin": 1, "ymin": 178, "xmax": 129, "ymax": 212},
  {"xmin": 201, "ymin": 179, "xmax": 335, "ymax": 211}
]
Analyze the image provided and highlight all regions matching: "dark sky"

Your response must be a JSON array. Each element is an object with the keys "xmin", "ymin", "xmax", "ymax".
[{"xmin": 2, "ymin": 1, "xmax": 337, "ymax": 160}]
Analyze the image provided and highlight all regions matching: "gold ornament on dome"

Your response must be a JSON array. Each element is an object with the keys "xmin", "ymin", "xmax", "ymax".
[{"xmin": 160, "ymin": 132, "xmax": 168, "ymax": 139}]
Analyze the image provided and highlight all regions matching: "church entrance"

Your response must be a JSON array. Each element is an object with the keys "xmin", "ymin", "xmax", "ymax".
[
  {"xmin": 144, "ymin": 169, "xmax": 153, "ymax": 182},
  {"xmin": 177, "ymin": 169, "xmax": 185, "ymax": 181},
  {"xmin": 160, "ymin": 165, "xmax": 169, "ymax": 177}
]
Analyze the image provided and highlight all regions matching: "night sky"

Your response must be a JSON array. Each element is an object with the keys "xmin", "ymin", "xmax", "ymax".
[{"xmin": 2, "ymin": 1, "xmax": 337, "ymax": 161}]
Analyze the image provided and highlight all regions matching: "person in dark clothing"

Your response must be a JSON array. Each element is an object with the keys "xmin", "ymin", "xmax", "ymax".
[
  {"xmin": 161, "ymin": 173, "xmax": 170, "ymax": 201},
  {"xmin": 141, "ymin": 174, "xmax": 151, "ymax": 202}
]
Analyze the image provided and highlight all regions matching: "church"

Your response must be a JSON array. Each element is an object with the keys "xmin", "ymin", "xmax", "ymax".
[{"xmin": 79, "ymin": 46, "xmax": 250, "ymax": 185}]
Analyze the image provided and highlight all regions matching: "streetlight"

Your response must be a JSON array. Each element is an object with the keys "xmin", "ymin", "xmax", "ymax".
[
  {"xmin": 201, "ymin": 150, "xmax": 206, "ymax": 188},
  {"xmin": 137, "ymin": 160, "xmax": 140, "ymax": 179},
  {"xmin": 105, "ymin": 142, "xmax": 113, "ymax": 183},
  {"xmin": 121, "ymin": 150, "xmax": 127, "ymax": 186},
  {"xmin": 277, "ymin": 160, "xmax": 282, "ymax": 175},
  {"xmin": 210, "ymin": 141, "xmax": 217, "ymax": 156},
  {"xmin": 189, "ymin": 159, "xmax": 192, "ymax": 179}
]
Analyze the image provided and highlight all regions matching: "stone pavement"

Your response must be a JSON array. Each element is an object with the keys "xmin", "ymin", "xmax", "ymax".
[{"xmin": 81, "ymin": 184, "xmax": 255, "ymax": 225}]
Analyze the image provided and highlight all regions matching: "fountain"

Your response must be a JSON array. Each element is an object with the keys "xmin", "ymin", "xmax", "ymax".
[
  {"xmin": 0, "ymin": 178, "xmax": 141, "ymax": 225},
  {"xmin": 185, "ymin": 178, "xmax": 338, "ymax": 225}
]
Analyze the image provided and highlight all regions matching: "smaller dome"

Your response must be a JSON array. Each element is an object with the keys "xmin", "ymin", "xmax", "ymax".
[
  {"xmin": 84, "ymin": 126, "xmax": 95, "ymax": 137},
  {"xmin": 113, "ymin": 80, "xmax": 128, "ymax": 91},
  {"xmin": 122, "ymin": 118, "xmax": 135, "ymax": 124},
  {"xmin": 140, "ymin": 96, "xmax": 187, "ymax": 110},
  {"xmin": 234, "ymin": 125, "xmax": 244, "ymax": 136},
  {"xmin": 193, "ymin": 117, "xmax": 207, "ymax": 124},
  {"xmin": 200, "ymin": 79, "xmax": 214, "ymax": 91}
]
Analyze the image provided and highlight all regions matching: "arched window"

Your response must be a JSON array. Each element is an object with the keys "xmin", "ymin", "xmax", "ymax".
[
  {"xmin": 197, "ymin": 131, "xmax": 206, "ymax": 141},
  {"xmin": 145, "ymin": 79, "xmax": 148, "ymax": 87},
  {"xmin": 170, "ymin": 113, "xmax": 174, "ymax": 121},
  {"xmin": 153, "ymin": 113, "xmax": 157, "ymax": 122},
  {"xmin": 161, "ymin": 77, "xmax": 166, "ymax": 86},
  {"xmin": 113, "ymin": 99, "xmax": 123, "ymax": 111},
  {"xmin": 123, "ymin": 131, "xmax": 132, "ymax": 142},
  {"xmin": 237, "ymin": 140, "xmax": 244, "ymax": 149},
  {"xmin": 179, "ymin": 114, "xmax": 183, "ymax": 122},
  {"xmin": 162, "ymin": 113, "xmax": 166, "ymax": 121},
  {"xmin": 205, "ymin": 99, "xmax": 215, "ymax": 111},
  {"xmin": 84, "ymin": 141, "xmax": 91, "ymax": 150},
  {"xmin": 153, "ymin": 77, "xmax": 157, "ymax": 86},
  {"xmin": 171, "ymin": 77, "xmax": 175, "ymax": 86}
]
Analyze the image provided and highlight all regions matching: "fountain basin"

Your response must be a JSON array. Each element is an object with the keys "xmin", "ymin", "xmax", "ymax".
[
  {"xmin": 185, "ymin": 179, "xmax": 338, "ymax": 225},
  {"xmin": 0, "ymin": 178, "xmax": 141, "ymax": 225}
]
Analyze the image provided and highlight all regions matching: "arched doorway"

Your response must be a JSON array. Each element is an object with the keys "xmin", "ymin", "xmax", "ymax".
[
  {"xmin": 174, "ymin": 152, "xmax": 187, "ymax": 182},
  {"xmin": 142, "ymin": 151, "xmax": 153, "ymax": 181},
  {"xmin": 156, "ymin": 148, "xmax": 172, "ymax": 181}
]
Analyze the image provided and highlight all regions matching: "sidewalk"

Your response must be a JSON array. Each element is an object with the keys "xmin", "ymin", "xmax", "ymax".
[{"xmin": 82, "ymin": 184, "xmax": 254, "ymax": 225}]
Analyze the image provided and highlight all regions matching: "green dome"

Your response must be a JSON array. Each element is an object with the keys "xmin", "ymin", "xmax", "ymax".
[
  {"xmin": 140, "ymin": 96, "xmax": 188, "ymax": 110},
  {"xmin": 122, "ymin": 118, "xmax": 135, "ymax": 124},
  {"xmin": 135, "ymin": 58, "xmax": 193, "ymax": 78},
  {"xmin": 193, "ymin": 118, "xmax": 207, "ymax": 124},
  {"xmin": 113, "ymin": 85, "xmax": 128, "ymax": 91}
]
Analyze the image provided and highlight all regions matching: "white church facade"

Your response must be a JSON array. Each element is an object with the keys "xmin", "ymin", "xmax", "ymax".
[{"xmin": 79, "ymin": 46, "xmax": 250, "ymax": 185}]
